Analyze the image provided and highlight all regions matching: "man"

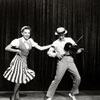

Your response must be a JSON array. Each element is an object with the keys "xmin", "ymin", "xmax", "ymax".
[{"xmin": 46, "ymin": 27, "xmax": 82, "ymax": 100}]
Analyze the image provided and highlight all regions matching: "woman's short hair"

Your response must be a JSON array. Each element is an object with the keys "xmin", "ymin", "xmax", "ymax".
[{"xmin": 21, "ymin": 26, "xmax": 31, "ymax": 33}]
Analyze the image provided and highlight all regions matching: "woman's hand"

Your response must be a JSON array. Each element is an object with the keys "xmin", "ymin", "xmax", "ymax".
[{"xmin": 16, "ymin": 49, "xmax": 22, "ymax": 55}]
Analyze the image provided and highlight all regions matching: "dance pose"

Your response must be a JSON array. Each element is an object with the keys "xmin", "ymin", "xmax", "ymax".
[
  {"xmin": 46, "ymin": 27, "xmax": 83, "ymax": 100},
  {"xmin": 3, "ymin": 26, "xmax": 51, "ymax": 100}
]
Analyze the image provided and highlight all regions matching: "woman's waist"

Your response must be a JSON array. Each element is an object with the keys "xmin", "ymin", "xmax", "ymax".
[{"xmin": 15, "ymin": 53, "xmax": 27, "ymax": 61}]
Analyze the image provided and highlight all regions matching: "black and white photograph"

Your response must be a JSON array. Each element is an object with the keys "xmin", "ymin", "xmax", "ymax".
[{"xmin": 0, "ymin": 0, "xmax": 100, "ymax": 100}]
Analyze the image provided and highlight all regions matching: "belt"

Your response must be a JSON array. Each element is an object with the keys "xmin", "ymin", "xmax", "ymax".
[
  {"xmin": 62, "ymin": 54, "xmax": 70, "ymax": 57},
  {"xmin": 58, "ymin": 53, "xmax": 71, "ymax": 60}
]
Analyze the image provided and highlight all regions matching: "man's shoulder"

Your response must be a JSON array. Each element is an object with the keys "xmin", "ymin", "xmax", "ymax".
[
  {"xmin": 52, "ymin": 39, "xmax": 59, "ymax": 46},
  {"xmin": 65, "ymin": 37, "xmax": 73, "ymax": 41}
]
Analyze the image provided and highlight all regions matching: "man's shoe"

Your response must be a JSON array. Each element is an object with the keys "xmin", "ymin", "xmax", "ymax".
[
  {"xmin": 46, "ymin": 97, "xmax": 52, "ymax": 100},
  {"xmin": 68, "ymin": 93, "xmax": 77, "ymax": 100}
]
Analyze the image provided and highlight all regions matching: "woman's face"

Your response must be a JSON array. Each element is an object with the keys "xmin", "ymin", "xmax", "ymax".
[{"xmin": 22, "ymin": 29, "xmax": 31, "ymax": 40}]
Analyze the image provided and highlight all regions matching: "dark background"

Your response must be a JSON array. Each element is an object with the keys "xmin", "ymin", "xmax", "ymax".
[{"xmin": 0, "ymin": 0, "xmax": 100, "ymax": 91}]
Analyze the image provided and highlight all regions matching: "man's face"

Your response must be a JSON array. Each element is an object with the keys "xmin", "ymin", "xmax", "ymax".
[
  {"xmin": 58, "ymin": 34, "xmax": 65, "ymax": 40},
  {"xmin": 22, "ymin": 29, "xmax": 30, "ymax": 40}
]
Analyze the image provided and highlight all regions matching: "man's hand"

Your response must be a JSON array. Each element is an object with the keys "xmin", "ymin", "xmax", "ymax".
[
  {"xmin": 56, "ymin": 54, "xmax": 63, "ymax": 59},
  {"xmin": 77, "ymin": 48, "xmax": 84, "ymax": 54}
]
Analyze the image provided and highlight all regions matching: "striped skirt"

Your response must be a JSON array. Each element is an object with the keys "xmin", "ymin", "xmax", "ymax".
[{"xmin": 3, "ymin": 54, "xmax": 35, "ymax": 84}]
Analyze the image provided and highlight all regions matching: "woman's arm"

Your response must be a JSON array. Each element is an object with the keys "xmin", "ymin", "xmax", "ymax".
[
  {"xmin": 30, "ymin": 38, "xmax": 51, "ymax": 51},
  {"xmin": 34, "ymin": 44, "xmax": 51, "ymax": 51},
  {"xmin": 5, "ymin": 44, "xmax": 21, "ymax": 53},
  {"xmin": 47, "ymin": 46, "xmax": 57, "ymax": 57}
]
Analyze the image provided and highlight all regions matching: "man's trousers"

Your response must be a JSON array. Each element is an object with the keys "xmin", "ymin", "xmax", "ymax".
[{"xmin": 46, "ymin": 56, "xmax": 81, "ymax": 98}]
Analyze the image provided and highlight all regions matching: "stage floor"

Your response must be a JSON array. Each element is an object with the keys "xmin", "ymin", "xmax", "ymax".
[{"xmin": 0, "ymin": 91, "xmax": 100, "ymax": 100}]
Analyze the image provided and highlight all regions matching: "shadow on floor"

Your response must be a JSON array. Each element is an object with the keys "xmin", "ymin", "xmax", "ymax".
[{"xmin": 0, "ymin": 91, "xmax": 100, "ymax": 100}]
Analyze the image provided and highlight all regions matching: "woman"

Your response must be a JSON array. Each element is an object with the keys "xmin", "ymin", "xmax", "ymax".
[{"xmin": 3, "ymin": 26, "xmax": 51, "ymax": 100}]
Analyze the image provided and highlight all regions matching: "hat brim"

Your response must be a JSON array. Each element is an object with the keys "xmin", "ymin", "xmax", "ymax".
[{"xmin": 55, "ymin": 30, "xmax": 68, "ymax": 35}]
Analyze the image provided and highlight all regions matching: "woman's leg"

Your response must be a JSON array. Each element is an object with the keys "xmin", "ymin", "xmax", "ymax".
[
  {"xmin": 16, "ymin": 88, "xmax": 20, "ymax": 100},
  {"xmin": 11, "ymin": 83, "xmax": 20, "ymax": 100}
]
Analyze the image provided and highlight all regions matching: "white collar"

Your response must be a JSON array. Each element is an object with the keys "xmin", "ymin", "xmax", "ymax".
[{"xmin": 21, "ymin": 37, "xmax": 29, "ymax": 43}]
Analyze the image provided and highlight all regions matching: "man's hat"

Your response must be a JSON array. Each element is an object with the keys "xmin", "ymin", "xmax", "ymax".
[{"xmin": 55, "ymin": 27, "xmax": 68, "ymax": 35}]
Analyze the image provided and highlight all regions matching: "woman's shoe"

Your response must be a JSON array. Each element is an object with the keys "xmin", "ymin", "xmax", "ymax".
[
  {"xmin": 16, "ymin": 98, "xmax": 21, "ymax": 100},
  {"xmin": 10, "ymin": 96, "xmax": 15, "ymax": 100}
]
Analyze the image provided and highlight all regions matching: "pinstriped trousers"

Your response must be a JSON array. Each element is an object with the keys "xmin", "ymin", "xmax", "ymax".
[{"xmin": 46, "ymin": 56, "xmax": 81, "ymax": 98}]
